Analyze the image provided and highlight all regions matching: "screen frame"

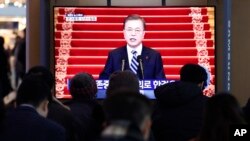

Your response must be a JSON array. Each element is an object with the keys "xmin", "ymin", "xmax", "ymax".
[{"xmin": 52, "ymin": 6, "xmax": 216, "ymax": 99}]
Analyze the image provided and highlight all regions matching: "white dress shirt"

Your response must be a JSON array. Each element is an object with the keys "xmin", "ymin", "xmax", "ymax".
[{"xmin": 126, "ymin": 44, "xmax": 142, "ymax": 67}]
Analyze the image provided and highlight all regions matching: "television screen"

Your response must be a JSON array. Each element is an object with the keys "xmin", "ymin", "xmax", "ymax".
[{"xmin": 54, "ymin": 6, "xmax": 215, "ymax": 99}]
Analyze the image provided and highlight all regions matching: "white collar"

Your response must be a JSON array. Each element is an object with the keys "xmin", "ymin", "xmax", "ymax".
[{"xmin": 126, "ymin": 43, "xmax": 143, "ymax": 56}]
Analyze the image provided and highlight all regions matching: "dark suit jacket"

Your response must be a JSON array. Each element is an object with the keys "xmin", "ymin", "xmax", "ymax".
[
  {"xmin": 47, "ymin": 100, "xmax": 81, "ymax": 141},
  {"xmin": 0, "ymin": 106, "xmax": 65, "ymax": 141},
  {"xmin": 99, "ymin": 46, "xmax": 166, "ymax": 79},
  {"xmin": 66, "ymin": 99, "xmax": 105, "ymax": 141}
]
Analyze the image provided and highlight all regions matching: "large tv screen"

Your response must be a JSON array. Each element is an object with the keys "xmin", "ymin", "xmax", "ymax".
[{"xmin": 54, "ymin": 6, "xmax": 215, "ymax": 99}]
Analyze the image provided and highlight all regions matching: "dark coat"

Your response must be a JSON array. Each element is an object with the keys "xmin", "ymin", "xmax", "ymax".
[
  {"xmin": 0, "ymin": 106, "xmax": 65, "ymax": 141},
  {"xmin": 243, "ymin": 98, "xmax": 250, "ymax": 123},
  {"xmin": 152, "ymin": 81, "xmax": 208, "ymax": 141},
  {"xmin": 99, "ymin": 46, "xmax": 166, "ymax": 79},
  {"xmin": 66, "ymin": 99, "xmax": 105, "ymax": 141},
  {"xmin": 48, "ymin": 100, "xmax": 82, "ymax": 141}
]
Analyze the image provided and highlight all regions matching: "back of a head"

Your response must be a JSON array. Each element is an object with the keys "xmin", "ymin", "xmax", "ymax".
[
  {"xmin": 16, "ymin": 74, "xmax": 51, "ymax": 107},
  {"xmin": 103, "ymin": 91, "xmax": 151, "ymax": 128},
  {"xmin": 199, "ymin": 92, "xmax": 245, "ymax": 141},
  {"xmin": 106, "ymin": 70, "xmax": 140, "ymax": 97},
  {"xmin": 180, "ymin": 63, "xmax": 208, "ymax": 85},
  {"xmin": 205, "ymin": 92, "xmax": 245, "ymax": 123},
  {"xmin": 26, "ymin": 66, "xmax": 54, "ymax": 90},
  {"xmin": 69, "ymin": 72, "xmax": 97, "ymax": 100}
]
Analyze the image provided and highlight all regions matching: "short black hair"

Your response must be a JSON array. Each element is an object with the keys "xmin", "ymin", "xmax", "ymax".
[
  {"xmin": 106, "ymin": 70, "xmax": 140, "ymax": 97},
  {"xmin": 180, "ymin": 63, "xmax": 208, "ymax": 85},
  {"xmin": 103, "ymin": 91, "xmax": 151, "ymax": 127},
  {"xmin": 16, "ymin": 74, "xmax": 51, "ymax": 107},
  {"xmin": 26, "ymin": 66, "xmax": 54, "ymax": 90},
  {"xmin": 69, "ymin": 72, "xmax": 97, "ymax": 100},
  {"xmin": 123, "ymin": 14, "xmax": 146, "ymax": 30}
]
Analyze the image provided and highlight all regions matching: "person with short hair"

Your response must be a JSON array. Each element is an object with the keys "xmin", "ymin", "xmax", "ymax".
[
  {"xmin": 0, "ymin": 74, "xmax": 65, "ymax": 141},
  {"xmin": 67, "ymin": 72, "xmax": 105, "ymax": 141},
  {"xmin": 152, "ymin": 63, "xmax": 209, "ymax": 141},
  {"xmin": 99, "ymin": 14, "xmax": 165, "ymax": 80},
  {"xmin": 26, "ymin": 66, "xmax": 80, "ymax": 141},
  {"xmin": 180, "ymin": 63, "xmax": 208, "ymax": 90},
  {"xmin": 106, "ymin": 70, "xmax": 140, "ymax": 97},
  {"xmin": 100, "ymin": 91, "xmax": 152, "ymax": 141}
]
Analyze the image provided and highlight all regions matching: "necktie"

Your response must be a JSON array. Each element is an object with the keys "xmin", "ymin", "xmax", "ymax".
[{"xmin": 130, "ymin": 50, "xmax": 139, "ymax": 74}]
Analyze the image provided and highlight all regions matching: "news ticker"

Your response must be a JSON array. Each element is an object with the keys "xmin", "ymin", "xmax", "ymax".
[
  {"xmin": 67, "ymin": 79, "xmax": 175, "ymax": 91},
  {"xmin": 66, "ymin": 79, "xmax": 174, "ymax": 99},
  {"xmin": 96, "ymin": 79, "xmax": 175, "ymax": 90},
  {"xmin": 230, "ymin": 125, "xmax": 250, "ymax": 141}
]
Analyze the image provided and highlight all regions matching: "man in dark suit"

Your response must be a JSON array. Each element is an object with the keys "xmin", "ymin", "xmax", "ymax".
[
  {"xmin": 99, "ymin": 14, "xmax": 166, "ymax": 79},
  {"xmin": 26, "ymin": 66, "xmax": 80, "ymax": 141},
  {"xmin": 0, "ymin": 75, "xmax": 65, "ymax": 141}
]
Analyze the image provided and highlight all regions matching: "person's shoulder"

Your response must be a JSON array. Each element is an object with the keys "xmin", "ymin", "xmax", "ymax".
[
  {"xmin": 16, "ymin": 106, "xmax": 65, "ymax": 131},
  {"xmin": 43, "ymin": 117, "xmax": 65, "ymax": 133},
  {"xmin": 42, "ymin": 118, "xmax": 66, "ymax": 141},
  {"xmin": 143, "ymin": 46, "xmax": 160, "ymax": 55},
  {"xmin": 26, "ymin": 107, "xmax": 64, "ymax": 132},
  {"xmin": 48, "ymin": 101, "xmax": 76, "ymax": 120}
]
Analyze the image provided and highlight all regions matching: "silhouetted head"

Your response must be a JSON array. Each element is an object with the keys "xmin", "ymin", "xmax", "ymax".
[
  {"xmin": 180, "ymin": 63, "xmax": 208, "ymax": 89},
  {"xmin": 26, "ymin": 66, "xmax": 54, "ymax": 90},
  {"xmin": 17, "ymin": 74, "xmax": 50, "ymax": 107},
  {"xmin": 25, "ymin": 66, "xmax": 54, "ymax": 101},
  {"xmin": 106, "ymin": 70, "xmax": 140, "ymax": 98},
  {"xmin": 103, "ymin": 91, "xmax": 152, "ymax": 140},
  {"xmin": 69, "ymin": 72, "xmax": 97, "ymax": 100},
  {"xmin": 17, "ymin": 74, "xmax": 50, "ymax": 117}
]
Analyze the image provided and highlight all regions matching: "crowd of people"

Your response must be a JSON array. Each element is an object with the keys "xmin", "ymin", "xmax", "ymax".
[{"xmin": 0, "ymin": 63, "xmax": 249, "ymax": 141}]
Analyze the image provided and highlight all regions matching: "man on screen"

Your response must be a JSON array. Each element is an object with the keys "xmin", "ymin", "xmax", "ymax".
[{"xmin": 99, "ymin": 14, "xmax": 166, "ymax": 80}]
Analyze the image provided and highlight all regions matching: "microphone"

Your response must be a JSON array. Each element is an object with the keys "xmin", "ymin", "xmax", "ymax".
[
  {"xmin": 121, "ymin": 59, "xmax": 125, "ymax": 71},
  {"xmin": 137, "ymin": 55, "xmax": 144, "ymax": 79}
]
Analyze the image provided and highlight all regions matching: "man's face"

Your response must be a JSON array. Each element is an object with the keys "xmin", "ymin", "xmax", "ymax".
[{"xmin": 123, "ymin": 19, "xmax": 145, "ymax": 48}]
